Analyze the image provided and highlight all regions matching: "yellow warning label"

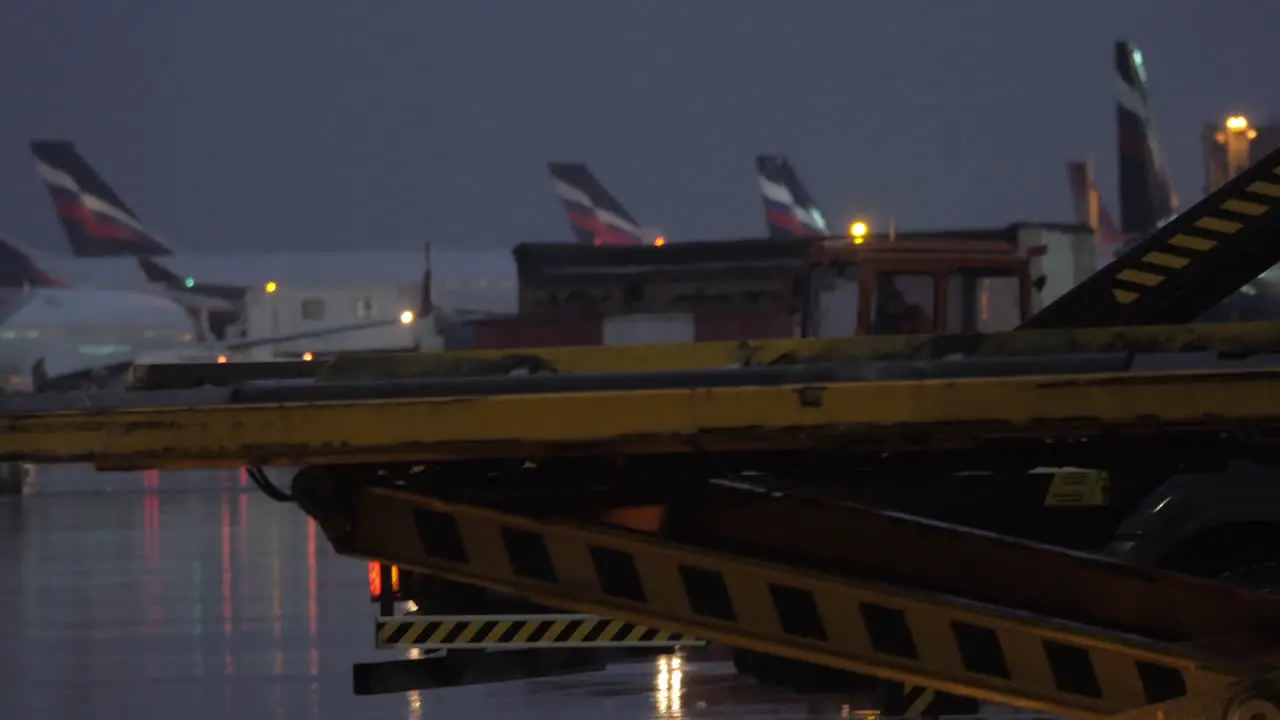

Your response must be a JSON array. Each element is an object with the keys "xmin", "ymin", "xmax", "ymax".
[{"xmin": 1044, "ymin": 469, "xmax": 1110, "ymax": 507}]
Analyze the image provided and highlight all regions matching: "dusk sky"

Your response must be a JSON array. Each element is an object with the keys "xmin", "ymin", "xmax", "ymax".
[{"xmin": 1, "ymin": 1, "xmax": 1275, "ymax": 256}]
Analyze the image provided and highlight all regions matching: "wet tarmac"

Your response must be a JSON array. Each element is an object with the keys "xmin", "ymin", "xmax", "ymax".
[{"xmin": 0, "ymin": 466, "xmax": 901, "ymax": 719}]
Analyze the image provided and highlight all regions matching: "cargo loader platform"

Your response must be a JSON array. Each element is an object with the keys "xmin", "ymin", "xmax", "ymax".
[
  {"xmin": 6, "ymin": 145, "xmax": 1280, "ymax": 719},
  {"xmin": 6, "ymin": 359, "xmax": 1280, "ymax": 719},
  {"xmin": 4, "ymin": 363, "xmax": 1280, "ymax": 471}
]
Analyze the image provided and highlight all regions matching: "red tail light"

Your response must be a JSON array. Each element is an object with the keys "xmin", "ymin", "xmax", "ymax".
[
  {"xmin": 367, "ymin": 562, "xmax": 402, "ymax": 601},
  {"xmin": 368, "ymin": 561, "xmax": 381, "ymax": 600}
]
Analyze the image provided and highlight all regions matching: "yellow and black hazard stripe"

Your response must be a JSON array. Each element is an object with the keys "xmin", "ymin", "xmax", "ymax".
[
  {"xmin": 375, "ymin": 613, "xmax": 706, "ymax": 649},
  {"xmin": 900, "ymin": 684, "xmax": 937, "ymax": 716},
  {"xmin": 1024, "ymin": 145, "xmax": 1280, "ymax": 328},
  {"xmin": 878, "ymin": 681, "xmax": 991, "ymax": 717},
  {"xmin": 341, "ymin": 486, "xmax": 1249, "ymax": 718}
]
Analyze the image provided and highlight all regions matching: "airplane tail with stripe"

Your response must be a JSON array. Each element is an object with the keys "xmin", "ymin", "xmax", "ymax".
[
  {"xmin": 1114, "ymin": 40, "xmax": 1178, "ymax": 235},
  {"xmin": 30, "ymin": 140, "xmax": 174, "ymax": 258},
  {"xmin": 28, "ymin": 139, "xmax": 251, "ymax": 339},
  {"xmin": 755, "ymin": 154, "xmax": 829, "ymax": 238},
  {"xmin": 0, "ymin": 235, "xmax": 69, "ymax": 290},
  {"xmin": 547, "ymin": 162, "xmax": 645, "ymax": 246}
]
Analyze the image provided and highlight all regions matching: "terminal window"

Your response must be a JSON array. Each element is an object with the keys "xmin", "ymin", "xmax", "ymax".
[{"xmin": 301, "ymin": 298, "xmax": 326, "ymax": 322}]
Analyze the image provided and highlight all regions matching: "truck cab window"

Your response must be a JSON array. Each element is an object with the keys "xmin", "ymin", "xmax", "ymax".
[
  {"xmin": 808, "ymin": 264, "xmax": 859, "ymax": 338},
  {"xmin": 872, "ymin": 274, "xmax": 934, "ymax": 335},
  {"xmin": 945, "ymin": 273, "xmax": 1021, "ymax": 333}
]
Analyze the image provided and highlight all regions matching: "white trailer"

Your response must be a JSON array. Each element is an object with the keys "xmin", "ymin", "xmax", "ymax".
[{"xmin": 229, "ymin": 281, "xmax": 439, "ymax": 361}]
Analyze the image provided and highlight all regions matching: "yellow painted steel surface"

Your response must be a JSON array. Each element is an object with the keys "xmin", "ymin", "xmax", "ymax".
[
  {"xmin": 1024, "ymin": 146, "xmax": 1280, "ymax": 326},
  {"xmin": 330, "ymin": 486, "xmax": 1247, "ymax": 719},
  {"xmin": 310, "ymin": 321, "xmax": 1280, "ymax": 381},
  {"xmin": 3, "ymin": 368, "xmax": 1280, "ymax": 468}
]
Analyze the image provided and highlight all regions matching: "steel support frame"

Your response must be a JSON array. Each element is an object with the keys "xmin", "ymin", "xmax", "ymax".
[
  {"xmin": 292, "ymin": 464, "xmax": 1280, "ymax": 720},
  {"xmin": 126, "ymin": 321, "xmax": 1280, "ymax": 391},
  {"xmin": 1025, "ymin": 147, "xmax": 1280, "ymax": 328},
  {"xmin": 7, "ymin": 367, "xmax": 1280, "ymax": 470}
]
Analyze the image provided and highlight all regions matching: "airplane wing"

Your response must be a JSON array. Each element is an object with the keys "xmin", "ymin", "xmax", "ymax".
[
  {"xmin": 135, "ymin": 256, "xmax": 251, "ymax": 342},
  {"xmin": 30, "ymin": 315, "xmax": 421, "ymax": 392},
  {"xmin": 221, "ymin": 317, "xmax": 416, "ymax": 352},
  {"xmin": 137, "ymin": 256, "xmax": 247, "ymax": 305},
  {"xmin": 31, "ymin": 357, "xmax": 135, "ymax": 394}
]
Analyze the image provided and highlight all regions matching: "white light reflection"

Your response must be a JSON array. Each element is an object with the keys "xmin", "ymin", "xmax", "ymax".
[
  {"xmin": 307, "ymin": 518, "xmax": 319, "ymax": 676},
  {"xmin": 271, "ymin": 517, "xmax": 283, "ymax": 676},
  {"xmin": 655, "ymin": 653, "xmax": 684, "ymax": 718},
  {"xmin": 406, "ymin": 647, "xmax": 424, "ymax": 720}
]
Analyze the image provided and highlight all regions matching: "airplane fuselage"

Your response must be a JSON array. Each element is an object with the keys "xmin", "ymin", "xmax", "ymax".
[{"xmin": 0, "ymin": 287, "xmax": 202, "ymax": 388}]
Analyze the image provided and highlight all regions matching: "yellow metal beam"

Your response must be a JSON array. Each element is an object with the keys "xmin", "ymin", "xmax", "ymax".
[
  {"xmin": 4, "ymin": 367, "xmax": 1280, "ymax": 468},
  {"xmin": 321, "ymin": 484, "xmax": 1249, "ymax": 719},
  {"xmin": 1025, "ymin": 145, "xmax": 1280, "ymax": 327},
  {"xmin": 311, "ymin": 321, "xmax": 1280, "ymax": 382},
  {"xmin": 121, "ymin": 321, "xmax": 1280, "ymax": 391}
]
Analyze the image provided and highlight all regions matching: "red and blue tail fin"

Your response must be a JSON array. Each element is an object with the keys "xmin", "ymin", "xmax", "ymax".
[
  {"xmin": 0, "ymin": 235, "xmax": 69, "ymax": 289},
  {"xmin": 30, "ymin": 139, "xmax": 174, "ymax": 258},
  {"xmin": 547, "ymin": 162, "xmax": 645, "ymax": 246},
  {"xmin": 755, "ymin": 154, "xmax": 829, "ymax": 238}
]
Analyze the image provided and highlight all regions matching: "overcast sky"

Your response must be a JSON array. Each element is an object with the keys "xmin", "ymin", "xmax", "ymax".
[{"xmin": 0, "ymin": 1, "xmax": 1275, "ymax": 256}]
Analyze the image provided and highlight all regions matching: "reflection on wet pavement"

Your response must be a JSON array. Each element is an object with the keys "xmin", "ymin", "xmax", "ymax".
[{"xmin": 0, "ymin": 467, "xmax": 872, "ymax": 718}]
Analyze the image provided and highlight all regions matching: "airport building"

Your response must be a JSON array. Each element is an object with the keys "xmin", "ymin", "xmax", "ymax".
[
  {"xmin": 1203, "ymin": 114, "xmax": 1280, "ymax": 193},
  {"xmin": 441, "ymin": 223, "xmax": 1097, "ymax": 351}
]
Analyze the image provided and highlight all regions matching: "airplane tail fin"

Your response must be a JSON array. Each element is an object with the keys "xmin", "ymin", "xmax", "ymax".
[
  {"xmin": 755, "ymin": 154, "xmax": 829, "ymax": 238},
  {"xmin": 133, "ymin": 255, "xmax": 247, "ymax": 342},
  {"xmin": 1114, "ymin": 40, "xmax": 1178, "ymax": 234},
  {"xmin": 135, "ymin": 255, "xmax": 245, "ymax": 306},
  {"xmin": 29, "ymin": 139, "xmax": 174, "ymax": 258},
  {"xmin": 547, "ymin": 162, "xmax": 645, "ymax": 246},
  {"xmin": 30, "ymin": 358, "xmax": 48, "ymax": 393},
  {"xmin": 0, "ymin": 235, "xmax": 70, "ymax": 289},
  {"xmin": 419, "ymin": 241, "xmax": 434, "ymax": 318},
  {"xmin": 1065, "ymin": 159, "xmax": 1120, "ymax": 236}
]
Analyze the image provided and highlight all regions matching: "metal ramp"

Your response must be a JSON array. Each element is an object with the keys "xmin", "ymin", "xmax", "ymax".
[
  {"xmin": 1024, "ymin": 145, "xmax": 1280, "ymax": 328},
  {"xmin": 6, "ymin": 355, "xmax": 1280, "ymax": 717}
]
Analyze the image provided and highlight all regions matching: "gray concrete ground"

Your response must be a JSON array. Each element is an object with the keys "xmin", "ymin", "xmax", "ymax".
[{"xmin": 0, "ymin": 466, "xmax": 889, "ymax": 719}]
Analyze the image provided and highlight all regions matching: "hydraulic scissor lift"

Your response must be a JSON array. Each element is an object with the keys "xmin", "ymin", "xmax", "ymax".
[{"xmin": 3, "ymin": 143, "xmax": 1280, "ymax": 716}]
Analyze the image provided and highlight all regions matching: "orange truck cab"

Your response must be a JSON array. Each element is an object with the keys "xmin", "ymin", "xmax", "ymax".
[{"xmin": 800, "ymin": 237, "xmax": 1043, "ymax": 337}]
